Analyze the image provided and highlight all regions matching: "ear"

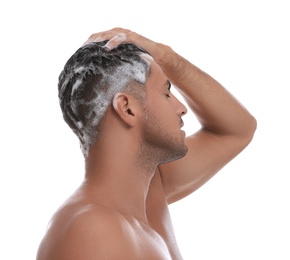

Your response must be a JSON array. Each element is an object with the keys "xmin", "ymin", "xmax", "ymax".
[{"xmin": 112, "ymin": 93, "xmax": 137, "ymax": 127}]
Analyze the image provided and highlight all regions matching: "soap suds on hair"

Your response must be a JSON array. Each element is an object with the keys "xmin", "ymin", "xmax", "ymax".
[{"xmin": 58, "ymin": 42, "xmax": 150, "ymax": 157}]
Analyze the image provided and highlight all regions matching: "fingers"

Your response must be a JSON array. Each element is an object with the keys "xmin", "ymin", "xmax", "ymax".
[
  {"xmin": 82, "ymin": 27, "xmax": 167, "ymax": 64},
  {"xmin": 104, "ymin": 33, "xmax": 129, "ymax": 50},
  {"xmin": 82, "ymin": 27, "xmax": 131, "ymax": 47}
]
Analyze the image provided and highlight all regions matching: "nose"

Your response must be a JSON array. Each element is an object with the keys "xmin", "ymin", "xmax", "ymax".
[{"xmin": 174, "ymin": 95, "xmax": 187, "ymax": 117}]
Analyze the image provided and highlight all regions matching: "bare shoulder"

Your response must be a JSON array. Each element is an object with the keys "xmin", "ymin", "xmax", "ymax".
[{"xmin": 37, "ymin": 202, "xmax": 140, "ymax": 260}]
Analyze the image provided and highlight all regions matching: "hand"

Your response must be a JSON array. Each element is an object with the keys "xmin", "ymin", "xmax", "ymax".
[{"xmin": 82, "ymin": 27, "xmax": 170, "ymax": 64}]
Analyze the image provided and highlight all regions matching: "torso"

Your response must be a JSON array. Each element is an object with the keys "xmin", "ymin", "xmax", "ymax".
[{"xmin": 37, "ymin": 169, "xmax": 183, "ymax": 260}]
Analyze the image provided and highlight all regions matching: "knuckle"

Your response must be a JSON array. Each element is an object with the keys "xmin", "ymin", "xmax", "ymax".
[{"xmin": 89, "ymin": 33, "xmax": 97, "ymax": 40}]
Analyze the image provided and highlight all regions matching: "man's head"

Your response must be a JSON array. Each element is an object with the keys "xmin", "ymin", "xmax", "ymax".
[{"xmin": 58, "ymin": 41, "xmax": 150, "ymax": 157}]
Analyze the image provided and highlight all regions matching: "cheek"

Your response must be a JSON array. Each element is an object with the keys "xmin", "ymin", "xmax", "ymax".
[{"xmin": 144, "ymin": 96, "xmax": 176, "ymax": 125}]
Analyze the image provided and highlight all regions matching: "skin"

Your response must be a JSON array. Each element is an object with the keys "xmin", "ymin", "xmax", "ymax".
[{"xmin": 37, "ymin": 28, "xmax": 257, "ymax": 260}]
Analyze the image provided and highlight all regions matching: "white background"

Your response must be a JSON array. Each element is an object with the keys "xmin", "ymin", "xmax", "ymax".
[{"xmin": 1, "ymin": 0, "xmax": 289, "ymax": 259}]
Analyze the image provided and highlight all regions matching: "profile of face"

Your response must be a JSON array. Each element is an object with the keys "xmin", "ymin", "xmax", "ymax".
[{"xmin": 140, "ymin": 56, "xmax": 188, "ymax": 164}]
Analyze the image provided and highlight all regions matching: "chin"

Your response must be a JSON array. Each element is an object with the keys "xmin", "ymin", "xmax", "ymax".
[
  {"xmin": 161, "ymin": 144, "xmax": 188, "ymax": 165},
  {"xmin": 179, "ymin": 145, "xmax": 189, "ymax": 159}
]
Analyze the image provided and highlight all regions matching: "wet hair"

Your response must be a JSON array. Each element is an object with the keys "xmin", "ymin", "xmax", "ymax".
[{"xmin": 58, "ymin": 41, "xmax": 150, "ymax": 157}]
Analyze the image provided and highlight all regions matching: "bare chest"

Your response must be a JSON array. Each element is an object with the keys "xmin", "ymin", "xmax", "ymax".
[{"xmin": 130, "ymin": 217, "xmax": 182, "ymax": 260}]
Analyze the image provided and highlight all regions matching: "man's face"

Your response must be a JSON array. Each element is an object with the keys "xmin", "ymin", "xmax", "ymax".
[{"xmin": 140, "ymin": 55, "xmax": 188, "ymax": 164}]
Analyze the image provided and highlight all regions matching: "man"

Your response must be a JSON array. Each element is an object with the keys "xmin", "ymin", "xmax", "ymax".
[{"xmin": 37, "ymin": 28, "xmax": 256, "ymax": 259}]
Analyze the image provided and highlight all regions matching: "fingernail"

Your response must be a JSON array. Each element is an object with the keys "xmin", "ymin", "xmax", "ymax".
[
  {"xmin": 103, "ymin": 45, "xmax": 111, "ymax": 51},
  {"xmin": 104, "ymin": 42, "xmax": 115, "ymax": 51}
]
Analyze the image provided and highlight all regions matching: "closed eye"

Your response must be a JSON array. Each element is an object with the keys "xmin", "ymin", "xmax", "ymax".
[{"xmin": 165, "ymin": 80, "xmax": 171, "ymax": 98}]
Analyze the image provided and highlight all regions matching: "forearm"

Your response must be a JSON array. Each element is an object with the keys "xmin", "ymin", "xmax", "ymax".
[{"xmin": 157, "ymin": 46, "xmax": 257, "ymax": 138}]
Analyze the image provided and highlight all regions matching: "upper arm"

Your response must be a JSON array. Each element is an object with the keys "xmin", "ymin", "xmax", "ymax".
[{"xmin": 159, "ymin": 128, "xmax": 254, "ymax": 204}]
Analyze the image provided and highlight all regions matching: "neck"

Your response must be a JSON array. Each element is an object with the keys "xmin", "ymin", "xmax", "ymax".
[{"xmin": 83, "ymin": 133, "xmax": 158, "ymax": 224}]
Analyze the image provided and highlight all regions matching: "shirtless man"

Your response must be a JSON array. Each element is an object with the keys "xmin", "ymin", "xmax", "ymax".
[{"xmin": 36, "ymin": 28, "xmax": 256, "ymax": 259}]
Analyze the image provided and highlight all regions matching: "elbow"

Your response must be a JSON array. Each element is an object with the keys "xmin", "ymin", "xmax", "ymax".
[
  {"xmin": 248, "ymin": 114, "xmax": 257, "ymax": 138},
  {"xmin": 241, "ymin": 114, "xmax": 257, "ymax": 147}
]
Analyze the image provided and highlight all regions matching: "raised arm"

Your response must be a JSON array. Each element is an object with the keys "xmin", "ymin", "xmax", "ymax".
[
  {"xmin": 85, "ymin": 28, "xmax": 257, "ymax": 203},
  {"xmin": 156, "ymin": 49, "xmax": 257, "ymax": 203}
]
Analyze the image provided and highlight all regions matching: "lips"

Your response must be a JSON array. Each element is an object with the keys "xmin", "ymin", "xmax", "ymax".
[
  {"xmin": 180, "ymin": 118, "xmax": 184, "ymax": 128},
  {"xmin": 181, "ymin": 129, "xmax": 186, "ymax": 138}
]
